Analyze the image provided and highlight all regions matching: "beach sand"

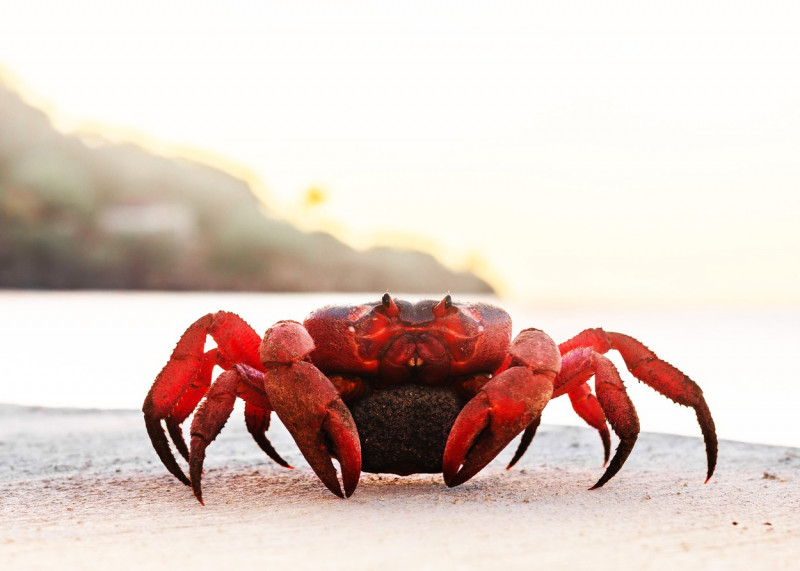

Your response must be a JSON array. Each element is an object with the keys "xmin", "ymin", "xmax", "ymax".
[{"xmin": 1, "ymin": 404, "xmax": 798, "ymax": 570}]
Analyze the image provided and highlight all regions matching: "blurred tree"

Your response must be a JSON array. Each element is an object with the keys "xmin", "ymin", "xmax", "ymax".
[{"xmin": 0, "ymin": 83, "xmax": 492, "ymax": 294}]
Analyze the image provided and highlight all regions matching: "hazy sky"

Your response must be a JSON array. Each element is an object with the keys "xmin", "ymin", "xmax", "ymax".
[{"xmin": 2, "ymin": 1, "xmax": 799, "ymax": 304}]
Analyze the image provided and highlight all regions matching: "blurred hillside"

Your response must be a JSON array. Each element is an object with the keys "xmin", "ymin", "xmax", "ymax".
[{"xmin": 0, "ymin": 84, "xmax": 491, "ymax": 293}]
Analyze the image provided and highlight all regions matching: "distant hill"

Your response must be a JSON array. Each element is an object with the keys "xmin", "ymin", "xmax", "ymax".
[{"xmin": 0, "ymin": 83, "xmax": 492, "ymax": 293}]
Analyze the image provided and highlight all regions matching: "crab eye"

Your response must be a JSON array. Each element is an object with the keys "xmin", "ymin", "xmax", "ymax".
[
  {"xmin": 432, "ymin": 294, "xmax": 453, "ymax": 318},
  {"xmin": 381, "ymin": 293, "xmax": 400, "ymax": 317}
]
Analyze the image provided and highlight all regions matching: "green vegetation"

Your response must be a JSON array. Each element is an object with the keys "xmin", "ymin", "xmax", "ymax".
[{"xmin": 0, "ymin": 84, "xmax": 491, "ymax": 293}]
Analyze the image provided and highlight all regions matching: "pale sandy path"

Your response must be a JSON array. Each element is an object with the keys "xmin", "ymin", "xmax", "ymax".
[{"xmin": 1, "ymin": 405, "xmax": 798, "ymax": 570}]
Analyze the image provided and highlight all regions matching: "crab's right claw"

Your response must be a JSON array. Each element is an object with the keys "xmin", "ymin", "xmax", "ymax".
[
  {"xmin": 265, "ymin": 362, "xmax": 361, "ymax": 497},
  {"xmin": 260, "ymin": 321, "xmax": 361, "ymax": 498},
  {"xmin": 443, "ymin": 366, "xmax": 554, "ymax": 487}
]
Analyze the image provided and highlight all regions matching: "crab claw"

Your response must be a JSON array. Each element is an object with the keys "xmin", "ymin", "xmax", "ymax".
[
  {"xmin": 265, "ymin": 362, "xmax": 361, "ymax": 497},
  {"xmin": 260, "ymin": 321, "xmax": 361, "ymax": 498},
  {"xmin": 443, "ymin": 366, "xmax": 554, "ymax": 487}
]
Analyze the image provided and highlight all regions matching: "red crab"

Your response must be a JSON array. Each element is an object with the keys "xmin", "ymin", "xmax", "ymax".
[{"xmin": 143, "ymin": 294, "xmax": 717, "ymax": 502}]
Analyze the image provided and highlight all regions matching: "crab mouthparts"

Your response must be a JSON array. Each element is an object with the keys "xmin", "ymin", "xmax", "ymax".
[{"xmin": 407, "ymin": 356, "xmax": 424, "ymax": 368}]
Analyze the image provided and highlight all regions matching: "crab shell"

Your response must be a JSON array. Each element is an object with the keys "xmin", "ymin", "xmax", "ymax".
[{"xmin": 303, "ymin": 297, "xmax": 513, "ymax": 384}]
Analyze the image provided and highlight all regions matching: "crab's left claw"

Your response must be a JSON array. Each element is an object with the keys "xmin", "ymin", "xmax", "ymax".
[
  {"xmin": 443, "ymin": 367, "xmax": 554, "ymax": 486},
  {"xmin": 443, "ymin": 329, "xmax": 559, "ymax": 487}
]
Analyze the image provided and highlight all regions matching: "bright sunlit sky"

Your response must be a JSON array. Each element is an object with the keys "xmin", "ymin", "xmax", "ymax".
[{"xmin": 2, "ymin": 1, "xmax": 799, "ymax": 304}]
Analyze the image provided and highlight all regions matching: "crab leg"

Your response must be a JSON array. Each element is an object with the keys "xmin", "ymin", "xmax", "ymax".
[
  {"xmin": 443, "ymin": 329, "xmax": 560, "ymax": 487},
  {"xmin": 143, "ymin": 312, "xmax": 262, "ymax": 484},
  {"xmin": 568, "ymin": 383, "xmax": 611, "ymax": 464},
  {"xmin": 187, "ymin": 365, "xmax": 295, "ymax": 504},
  {"xmin": 244, "ymin": 401, "xmax": 291, "ymax": 469},
  {"xmin": 504, "ymin": 417, "xmax": 540, "ymax": 470},
  {"xmin": 506, "ymin": 382, "xmax": 610, "ymax": 469},
  {"xmin": 144, "ymin": 349, "xmax": 216, "ymax": 484},
  {"xmin": 162, "ymin": 350, "xmax": 218, "ymax": 462},
  {"xmin": 186, "ymin": 368, "xmax": 270, "ymax": 503},
  {"xmin": 559, "ymin": 328, "xmax": 717, "ymax": 483},
  {"xmin": 555, "ymin": 348, "xmax": 640, "ymax": 488},
  {"xmin": 260, "ymin": 321, "xmax": 362, "ymax": 498}
]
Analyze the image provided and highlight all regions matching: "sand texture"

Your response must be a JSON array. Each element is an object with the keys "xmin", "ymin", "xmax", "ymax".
[{"xmin": 1, "ymin": 404, "xmax": 798, "ymax": 570}]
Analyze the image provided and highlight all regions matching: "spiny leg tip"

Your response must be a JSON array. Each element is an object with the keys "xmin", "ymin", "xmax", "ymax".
[{"xmin": 588, "ymin": 479, "xmax": 605, "ymax": 491}]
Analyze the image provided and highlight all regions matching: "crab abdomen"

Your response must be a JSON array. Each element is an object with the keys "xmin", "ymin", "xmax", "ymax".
[{"xmin": 347, "ymin": 384, "xmax": 467, "ymax": 474}]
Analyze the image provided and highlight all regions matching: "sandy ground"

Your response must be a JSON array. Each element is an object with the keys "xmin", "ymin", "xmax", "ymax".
[{"xmin": 1, "ymin": 404, "xmax": 798, "ymax": 570}]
